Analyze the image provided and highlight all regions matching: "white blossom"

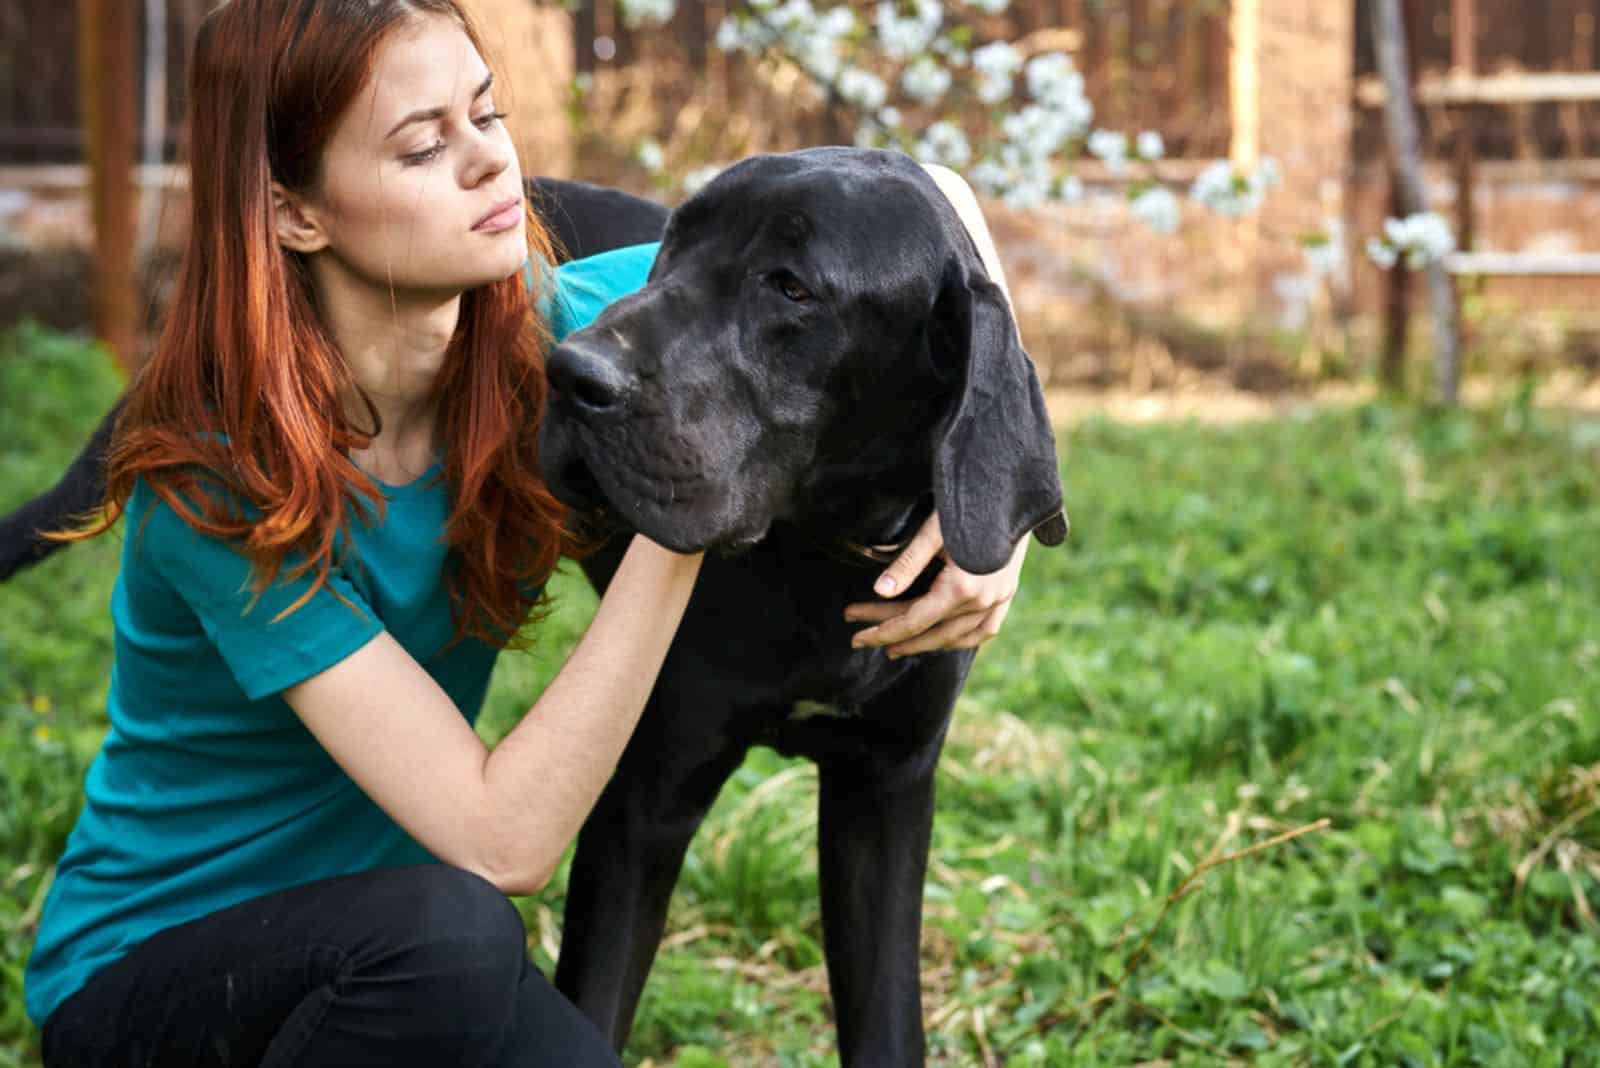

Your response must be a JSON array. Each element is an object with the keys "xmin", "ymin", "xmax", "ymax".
[
  {"xmin": 970, "ymin": 158, "xmax": 1010, "ymax": 195},
  {"xmin": 876, "ymin": 0, "xmax": 942, "ymax": 60},
  {"xmin": 1001, "ymin": 104, "xmax": 1074, "ymax": 160},
  {"xmin": 1026, "ymin": 54, "xmax": 1079, "ymax": 103},
  {"xmin": 1305, "ymin": 220, "xmax": 1344, "ymax": 278},
  {"xmin": 636, "ymin": 139, "xmax": 665, "ymax": 172},
  {"xmin": 1190, "ymin": 158, "xmax": 1279, "ymax": 217},
  {"xmin": 879, "ymin": 106, "xmax": 902, "ymax": 128},
  {"xmin": 1003, "ymin": 175, "xmax": 1050, "ymax": 211},
  {"xmin": 916, "ymin": 121, "xmax": 971, "ymax": 167},
  {"xmin": 1136, "ymin": 130, "xmax": 1165, "ymax": 161},
  {"xmin": 618, "ymin": 0, "xmax": 676, "ymax": 28},
  {"xmin": 838, "ymin": 67, "xmax": 888, "ymax": 111},
  {"xmin": 820, "ymin": 4, "xmax": 856, "ymax": 37},
  {"xmin": 931, "ymin": 37, "xmax": 969, "ymax": 66},
  {"xmin": 901, "ymin": 56, "xmax": 952, "ymax": 105},
  {"xmin": 1023, "ymin": 53, "xmax": 1092, "ymax": 134},
  {"xmin": 683, "ymin": 164, "xmax": 725, "ymax": 196},
  {"xmin": 1373, "ymin": 212, "xmax": 1456, "ymax": 269},
  {"xmin": 715, "ymin": 15, "xmax": 767, "ymax": 54},
  {"xmin": 1056, "ymin": 173, "xmax": 1084, "ymax": 203},
  {"xmin": 1130, "ymin": 186, "xmax": 1181, "ymax": 234},
  {"xmin": 770, "ymin": 0, "xmax": 815, "ymax": 31},
  {"xmin": 968, "ymin": 0, "xmax": 1010, "ymax": 12},
  {"xmin": 1366, "ymin": 237, "xmax": 1400, "ymax": 270},
  {"xmin": 972, "ymin": 41, "xmax": 1022, "ymax": 104},
  {"xmin": 1087, "ymin": 128, "xmax": 1129, "ymax": 173}
]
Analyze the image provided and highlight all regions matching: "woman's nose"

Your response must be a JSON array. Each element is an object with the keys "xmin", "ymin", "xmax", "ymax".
[{"xmin": 464, "ymin": 132, "xmax": 513, "ymax": 187}]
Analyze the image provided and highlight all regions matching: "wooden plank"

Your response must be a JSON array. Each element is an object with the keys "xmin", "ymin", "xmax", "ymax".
[
  {"xmin": 1357, "ymin": 71, "xmax": 1600, "ymax": 106},
  {"xmin": 0, "ymin": 162, "xmax": 185, "ymax": 191},
  {"xmin": 1445, "ymin": 251, "xmax": 1600, "ymax": 275}
]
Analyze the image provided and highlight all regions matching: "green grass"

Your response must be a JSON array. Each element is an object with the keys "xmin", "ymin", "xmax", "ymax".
[{"xmin": 3, "ymin": 323, "xmax": 1599, "ymax": 1066}]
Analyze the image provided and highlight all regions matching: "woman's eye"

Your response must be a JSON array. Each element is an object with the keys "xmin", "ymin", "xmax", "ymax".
[
  {"xmin": 772, "ymin": 273, "xmax": 812, "ymax": 303},
  {"xmin": 474, "ymin": 110, "xmax": 508, "ymax": 130},
  {"xmin": 401, "ymin": 143, "xmax": 444, "ymax": 166}
]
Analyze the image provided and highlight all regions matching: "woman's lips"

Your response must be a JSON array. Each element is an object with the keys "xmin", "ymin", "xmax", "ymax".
[{"xmin": 473, "ymin": 199, "xmax": 522, "ymax": 233}]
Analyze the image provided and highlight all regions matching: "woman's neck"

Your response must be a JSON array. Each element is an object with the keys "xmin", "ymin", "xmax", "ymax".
[{"xmin": 313, "ymin": 263, "xmax": 462, "ymax": 485}]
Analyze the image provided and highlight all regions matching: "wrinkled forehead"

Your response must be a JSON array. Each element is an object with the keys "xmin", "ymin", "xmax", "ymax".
[{"xmin": 348, "ymin": 15, "xmax": 490, "ymax": 146}]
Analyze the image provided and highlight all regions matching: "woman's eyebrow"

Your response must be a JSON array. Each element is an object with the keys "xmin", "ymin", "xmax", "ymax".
[{"xmin": 385, "ymin": 72, "xmax": 494, "ymax": 140}]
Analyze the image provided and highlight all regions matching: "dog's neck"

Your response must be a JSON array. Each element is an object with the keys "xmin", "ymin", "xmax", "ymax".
[{"xmin": 792, "ymin": 490, "xmax": 934, "ymax": 570}]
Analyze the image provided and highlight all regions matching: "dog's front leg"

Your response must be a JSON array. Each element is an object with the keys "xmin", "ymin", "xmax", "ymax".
[
  {"xmin": 815, "ymin": 657, "xmax": 968, "ymax": 1068},
  {"xmin": 555, "ymin": 683, "xmax": 747, "ymax": 1050}
]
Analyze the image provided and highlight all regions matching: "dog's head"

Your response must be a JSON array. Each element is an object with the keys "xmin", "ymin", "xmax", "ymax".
[{"xmin": 539, "ymin": 148, "xmax": 1067, "ymax": 573}]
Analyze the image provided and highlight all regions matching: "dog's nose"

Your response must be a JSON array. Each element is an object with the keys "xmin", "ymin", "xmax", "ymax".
[{"xmin": 547, "ymin": 339, "xmax": 631, "ymax": 416}]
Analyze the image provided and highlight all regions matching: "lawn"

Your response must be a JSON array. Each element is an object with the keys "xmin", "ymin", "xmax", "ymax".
[{"xmin": 2, "ymin": 323, "xmax": 1598, "ymax": 1066}]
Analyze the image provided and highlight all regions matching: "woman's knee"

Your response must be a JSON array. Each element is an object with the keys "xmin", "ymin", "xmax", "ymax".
[{"xmin": 344, "ymin": 864, "xmax": 527, "ymax": 1005}]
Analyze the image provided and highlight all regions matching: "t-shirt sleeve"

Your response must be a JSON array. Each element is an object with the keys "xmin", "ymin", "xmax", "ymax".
[
  {"xmin": 128, "ymin": 480, "xmax": 384, "ymax": 701},
  {"xmin": 547, "ymin": 241, "xmax": 661, "ymax": 341}
]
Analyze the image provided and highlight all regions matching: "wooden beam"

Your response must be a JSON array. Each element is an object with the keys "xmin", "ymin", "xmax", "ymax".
[
  {"xmin": 1357, "ymin": 71, "xmax": 1600, "ymax": 106},
  {"xmin": 1445, "ymin": 252, "xmax": 1600, "ymax": 276},
  {"xmin": 78, "ymin": 0, "xmax": 139, "ymax": 374}
]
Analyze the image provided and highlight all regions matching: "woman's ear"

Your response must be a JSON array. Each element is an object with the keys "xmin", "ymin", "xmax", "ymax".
[{"xmin": 271, "ymin": 183, "xmax": 329, "ymax": 255}]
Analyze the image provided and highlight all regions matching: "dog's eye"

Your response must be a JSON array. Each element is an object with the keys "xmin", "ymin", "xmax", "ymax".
[{"xmin": 771, "ymin": 272, "xmax": 813, "ymax": 304}]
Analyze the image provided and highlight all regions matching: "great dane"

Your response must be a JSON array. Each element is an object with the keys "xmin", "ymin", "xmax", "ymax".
[
  {"xmin": 1, "ymin": 148, "xmax": 1067, "ymax": 1065},
  {"xmin": 542, "ymin": 148, "xmax": 1066, "ymax": 1063}
]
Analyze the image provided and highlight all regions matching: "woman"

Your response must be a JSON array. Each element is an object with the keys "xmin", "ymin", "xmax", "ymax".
[{"xmin": 24, "ymin": 1, "xmax": 1029, "ymax": 1064}]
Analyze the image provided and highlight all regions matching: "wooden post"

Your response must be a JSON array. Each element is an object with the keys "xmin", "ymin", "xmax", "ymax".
[
  {"xmin": 1228, "ymin": 0, "xmax": 1259, "ymax": 172},
  {"xmin": 1451, "ymin": 0, "xmax": 1477, "ymax": 254},
  {"xmin": 78, "ymin": 0, "xmax": 139, "ymax": 374},
  {"xmin": 1450, "ymin": 0, "xmax": 1477, "ymax": 360},
  {"xmin": 1372, "ymin": 0, "xmax": 1461, "ymax": 404}
]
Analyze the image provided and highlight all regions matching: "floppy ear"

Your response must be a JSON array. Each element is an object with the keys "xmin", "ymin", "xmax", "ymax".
[{"xmin": 931, "ymin": 259, "xmax": 1069, "ymax": 574}]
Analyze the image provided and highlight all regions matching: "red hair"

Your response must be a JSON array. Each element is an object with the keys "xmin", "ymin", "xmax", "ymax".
[{"xmin": 70, "ymin": 0, "xmax": 574, "ymax": 648}]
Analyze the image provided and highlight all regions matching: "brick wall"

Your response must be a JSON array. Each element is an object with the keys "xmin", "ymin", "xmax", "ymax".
[{"xmin": 1250, "ymin": 0, "xmax": 1357, "ymax": 326}]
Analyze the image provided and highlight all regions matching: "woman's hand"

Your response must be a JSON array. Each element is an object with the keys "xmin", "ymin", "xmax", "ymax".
[{"xmin": 844, "ymin": 513, "xmax": 1027, "ymax": 658}]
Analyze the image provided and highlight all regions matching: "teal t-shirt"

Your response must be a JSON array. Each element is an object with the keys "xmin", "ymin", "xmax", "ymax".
[{"xmin": 24, "ymin": 241, "xmax": 661, "ymax": 1026}]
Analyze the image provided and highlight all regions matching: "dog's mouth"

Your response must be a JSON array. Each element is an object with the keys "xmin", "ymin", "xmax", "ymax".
[
  {"xmin": 551, "ymin": 453, "xmax": 608, "ymax": 514},
  {"xmin": 551, "ymin": 444, "xmax": 766, "ymax": 554}
]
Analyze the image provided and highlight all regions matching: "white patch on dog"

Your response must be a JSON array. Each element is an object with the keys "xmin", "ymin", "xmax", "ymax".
[{"xmin": 789, "ymin": 700, "xmax": 861, "ymax": 722}]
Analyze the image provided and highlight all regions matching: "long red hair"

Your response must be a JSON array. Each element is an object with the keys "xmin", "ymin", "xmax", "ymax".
[{"xmin": 72, "ymin": 0, "xmax": 573, "ymax": 648}]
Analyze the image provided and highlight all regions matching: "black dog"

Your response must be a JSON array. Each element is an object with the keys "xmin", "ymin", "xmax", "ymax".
[
  {"xmin": 542, "ymin": 148, "xmax": 1066, "ymax": 1064},
  {"xmin": 1, "ymin": 152, "xmax": 1067, "ymax": 1064}
]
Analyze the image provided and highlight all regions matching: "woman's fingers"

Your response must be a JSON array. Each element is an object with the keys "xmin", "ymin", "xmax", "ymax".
[
  {"xmin": 884, "ymin": 609, "xmax": 991, "ymax": 658},
  {"xmin": 871, "ymin": 513, "xmax": 945, "ymax": 598}
]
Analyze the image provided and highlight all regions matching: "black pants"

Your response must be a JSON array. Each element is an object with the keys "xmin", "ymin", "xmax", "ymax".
[{"xmin": 40, "ymin": 864, "xmax": 622, "ymax": 1067}]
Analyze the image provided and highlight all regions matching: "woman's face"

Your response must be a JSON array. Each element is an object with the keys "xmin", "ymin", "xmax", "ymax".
[{"xmin": 299, "ymin": 15, "xmax": 528, "ymax": 297}]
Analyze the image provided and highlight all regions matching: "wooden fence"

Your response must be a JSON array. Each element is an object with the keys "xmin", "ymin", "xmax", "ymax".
[
  {"xmin": 1353, "ymin": 0, "xmax": 1600, "ymax": 161},
  {"xmin": 0, "ymin": 0, "xmax": 209, "ymax": 164},
  {"xmin": 6, "ymin": 1, "xmax": 1600, "ymax": 165}
]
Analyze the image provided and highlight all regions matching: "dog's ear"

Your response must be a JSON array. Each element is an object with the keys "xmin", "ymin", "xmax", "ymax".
[{"xmin": 931, "ymin": 259, "xmax": 1068, "ymax": 575}]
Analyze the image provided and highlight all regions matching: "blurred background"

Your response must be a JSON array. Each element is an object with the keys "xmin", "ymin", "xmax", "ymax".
[
  {"xmin": 1, "ymin": 3, "xmax": 1598, "ymax": 1066},
  {"xmin": 3, "ymin": 0, "xmax": 1599, "ymax": 399}
]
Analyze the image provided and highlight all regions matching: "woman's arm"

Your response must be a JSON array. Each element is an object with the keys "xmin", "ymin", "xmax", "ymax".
[
  {"xmin": 284, "ymin": 535, "xmax": 702, "ymax": 896},
  {"xmin": 845, "ymin": 164, "xmax": 1032, "ymax": 657}
]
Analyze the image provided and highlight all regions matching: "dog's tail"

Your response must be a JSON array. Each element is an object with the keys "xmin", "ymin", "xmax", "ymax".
[{"xmin": 0, "ymin": 397, "xmax": 120, "ymax": 582}]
